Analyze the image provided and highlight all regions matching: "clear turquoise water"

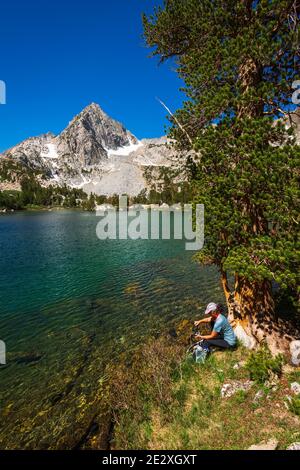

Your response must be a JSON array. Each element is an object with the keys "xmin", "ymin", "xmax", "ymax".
[{"xmin": 0, "ymin": 210, "xmax": 223, "ymax": 449}]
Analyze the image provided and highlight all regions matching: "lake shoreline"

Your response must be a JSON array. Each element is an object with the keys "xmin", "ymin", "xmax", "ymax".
[{"xmin": 0, "ymin": 205, "xmax": 89, "ymax": 214}]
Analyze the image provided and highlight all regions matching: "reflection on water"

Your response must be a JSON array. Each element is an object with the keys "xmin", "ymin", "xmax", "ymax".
[{"xmin": 0, "ymin": 210, "xmax": 223, "ymax": 449}]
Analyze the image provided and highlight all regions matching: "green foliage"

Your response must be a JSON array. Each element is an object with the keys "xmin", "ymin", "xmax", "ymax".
[
  {"xmin": 0, "ymin": 159, "xmax": 40, "ymax": 182},
  {"xmin": 0, "ymin": 190, "xmax": 24, "ymax": 210},
  {"xmin": 287, "ymin": 396, "xmax": 300, "ymax": 416},
  {"xmin": 0, "ymin": 155, "xmax": 97, "ymax": 211},
  {"xmin": 0, "ymin": 169, "xmax": 92, "ymax": 211},
  {"xmin": 20, "ymin": 177, "xmax": 89, "ymax": 209},
  {"xmin": 0, "ymin": 176, "xmax": 89, "ymax": 210},
  {"xmin": 233, "ymin": 389, "xmax": 248, "ymax": 404},
  {"xmin": 144, "ymin": 0, "xmax": 300, "ymax": 309},
  {"xmin": 245, "ymin": 345, "xmax": 283, "ymax": 384},
  {"xmin": 132, "ymin": 188, "xmax": 148, "ymax": 204},
  {"xmin": 142, "ymin": 166, "xmax": 194, "ymax": 205},
  {"xmin": 82, "ymin": 193, "xmax": 96, "ymax": 211}
]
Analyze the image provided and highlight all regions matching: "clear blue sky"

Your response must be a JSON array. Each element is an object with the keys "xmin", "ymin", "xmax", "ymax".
[{"xmin": 0, "ymin": 0, "xmax": 184, "ymax": 152}]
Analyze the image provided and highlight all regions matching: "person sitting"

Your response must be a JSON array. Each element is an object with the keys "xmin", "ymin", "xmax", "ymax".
[{"xmin": 194, "ymin": 302, "xmax": 237, "ymax": 351}]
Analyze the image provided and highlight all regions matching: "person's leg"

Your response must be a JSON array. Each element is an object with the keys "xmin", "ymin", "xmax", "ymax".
[{"xmin": 202, "ymin": 339, "xmax": 231, "ymax": 350}]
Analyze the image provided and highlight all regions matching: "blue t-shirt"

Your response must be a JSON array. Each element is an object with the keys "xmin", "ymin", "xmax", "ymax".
[{"xmin": 213, "ymin": 314, "xmax": 236, "ymax": 346}]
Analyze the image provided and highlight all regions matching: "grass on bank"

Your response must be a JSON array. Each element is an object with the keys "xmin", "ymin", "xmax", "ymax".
[{"xmin": 107, "ymin": 335, "xmax": 300, "ymax": 450}]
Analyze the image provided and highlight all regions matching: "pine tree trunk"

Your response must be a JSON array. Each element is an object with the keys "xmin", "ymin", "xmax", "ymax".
[
  {"xmin": 226, "ymin": 51, "xmax": 290, "ymax": 353},
  {"xmin": 221, "ymin": 272, "xmax": 294, "ymax": 354}
]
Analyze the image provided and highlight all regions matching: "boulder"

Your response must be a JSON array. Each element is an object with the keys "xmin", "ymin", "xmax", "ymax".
[
  {"xmin": 248, "ymin": 439, "xmax": 278, "ymax": 450},
  {"xmin": 290, "ymin": 382, "xmax": 300, "ymax": 395},
  {"xmin": 290, "ymin": 340, "xmax": 300, "ymax": 366},
  {"xmin": 233, "ymin": 361, "xmax": 245, "ymax": 370},
  {"xmin": 253, "ymin": 390, "xmax": 264, "ymax": 403},
  {"xmin": 234, "ymin": 324, "xmax": 256, "ymax": 349},
  {"xmin": 284, "ymin": 395, "xmax": 292, "ymax": 410},
  {"xmin": 290, "ymin": 340, "xmax": 300, "ymax": 354},
  {"xmin": 221, "ymin": 380, "xmax": 254, "ymax": 398},
  {"xmin": 286, "ymin": 442, "xmax": 300, "ymax": 450}
]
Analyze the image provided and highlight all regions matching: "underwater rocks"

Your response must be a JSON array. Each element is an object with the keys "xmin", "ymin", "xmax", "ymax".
[
  {"xmin": 174, "ymin": 319, "xmax": 193, "ymax": 345},
  {"xmin": 123, "ymin": 282, "xmax": 141, "ymax": 296},
  {"xmin": 12, "ymin": 352, "xmax": 43, "ymax": 365}
]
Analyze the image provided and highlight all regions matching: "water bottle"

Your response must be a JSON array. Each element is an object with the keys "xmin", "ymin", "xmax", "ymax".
[{"xmin": 193, "ymin": 344, "xmax": 208, "ymax": 363}]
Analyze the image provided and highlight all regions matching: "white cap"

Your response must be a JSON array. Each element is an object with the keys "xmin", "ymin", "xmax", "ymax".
[{"xmin": 204, "ymin": 302, "xmax": 218, "ymax": 315}]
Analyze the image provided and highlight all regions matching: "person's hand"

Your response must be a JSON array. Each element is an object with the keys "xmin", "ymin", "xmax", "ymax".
[
  {"xmin": 194, "ymin": 320, "xmax": 201, "ymax": 327},
  {"xmin": 195, "ymin": 333, "xmax": 203, "ymax": 340}
]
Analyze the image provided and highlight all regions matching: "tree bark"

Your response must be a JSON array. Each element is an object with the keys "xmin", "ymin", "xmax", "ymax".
[{"xmin": 220, "ymin": 272, "xmax": 295, "ymax": 354}]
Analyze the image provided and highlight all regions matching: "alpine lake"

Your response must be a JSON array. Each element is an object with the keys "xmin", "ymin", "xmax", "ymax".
[{"xmin": 0, "ymin": 210, "xmax": 224, "ymax": 449}]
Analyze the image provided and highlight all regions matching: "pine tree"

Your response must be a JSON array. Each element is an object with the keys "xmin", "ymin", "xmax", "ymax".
[{"xmin": 144, "ymin": 0, "xmax": 300, "ymax": 351}]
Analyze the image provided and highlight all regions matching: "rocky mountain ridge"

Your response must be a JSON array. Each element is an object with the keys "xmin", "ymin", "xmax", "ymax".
[{"xmin": 0, "ymin": 103, "xmax": 176, "ymax": 195}]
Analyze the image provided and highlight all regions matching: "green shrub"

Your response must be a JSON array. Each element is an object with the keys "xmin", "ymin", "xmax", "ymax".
[
  {"xmin": 288, "ymin": 396, "xmax": 300, "ymax": 416},
  {"xmin": 234, "ymin": 389, "xmax": 248, "ymax": 404},
  {"xmin": 245, "ymin": 345, "xmax": 283, "ymax": 384}
]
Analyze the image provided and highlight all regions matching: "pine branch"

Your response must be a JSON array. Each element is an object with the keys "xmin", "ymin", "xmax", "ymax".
[{"xmin": 156, "ymin": 97, "xmax": 194, "ymax": 147}]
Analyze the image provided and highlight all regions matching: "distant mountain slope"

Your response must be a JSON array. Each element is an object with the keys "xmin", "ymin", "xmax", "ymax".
[{"xmin": 0, "ymin": 103, "xmax": 176, "ymax": 196}]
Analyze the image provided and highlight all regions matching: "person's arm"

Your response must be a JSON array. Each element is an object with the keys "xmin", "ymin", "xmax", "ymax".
[
  {"xmin": 196, "ymin": 330, "xmax": 219, "ymax": 340},
  {"xmin": 194, "ymin": 316, "xmax": 212, "ymax": 327}
]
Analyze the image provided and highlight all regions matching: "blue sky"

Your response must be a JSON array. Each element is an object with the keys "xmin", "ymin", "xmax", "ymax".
[{"xmin": 0, "ymin": 0, "xmax": 184, "ymax": 152}]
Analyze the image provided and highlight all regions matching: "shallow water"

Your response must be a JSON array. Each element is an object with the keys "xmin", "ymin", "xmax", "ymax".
[{"xmin": 0, "ymin": 210, "xmax": 223, "ymax": 448}]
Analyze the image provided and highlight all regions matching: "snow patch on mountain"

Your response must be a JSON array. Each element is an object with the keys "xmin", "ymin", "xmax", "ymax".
[
  {"xmin": 41, "ymin": 143, "xmax": 58, "ymax": 160},
  {"xmin": 105, "ymin": 140, "xmax": 143, "ymax": 157}
]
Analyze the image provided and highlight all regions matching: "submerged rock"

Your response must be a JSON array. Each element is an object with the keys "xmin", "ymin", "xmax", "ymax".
[
  {"xmin": 123, "ymin": 282, "xmax": 141, "ymax": 296},
  {"xmin": 175, "ymin": 319, "xmax": 193, "ymax": 345},
  {"xmin": 14, "ymin": 353, "xmax": 43, "ymax": 365},
  {"xmin": 168, "ymin": 328, "xmax": 177, "ymax": 338}
]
